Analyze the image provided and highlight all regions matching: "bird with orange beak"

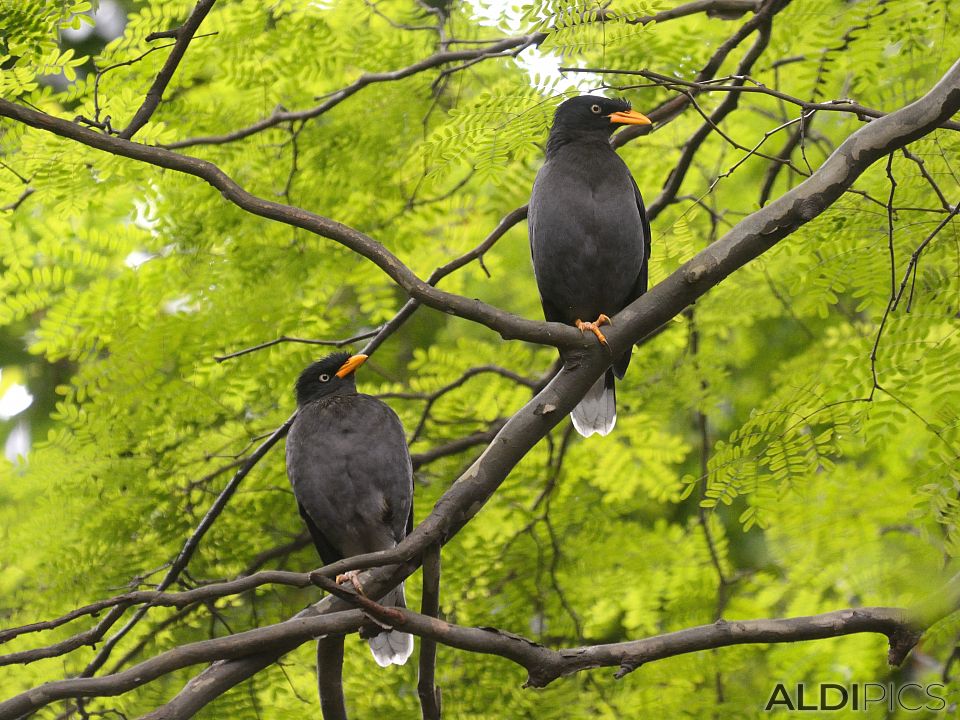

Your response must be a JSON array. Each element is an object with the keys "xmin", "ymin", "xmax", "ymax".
[
  {"xmin": 529, "ymin": 95, "xmax": 652, "ymax": 437},
  {"xmin": 286, "ymin": 352, "xmax": 414, "ymax": 670}
]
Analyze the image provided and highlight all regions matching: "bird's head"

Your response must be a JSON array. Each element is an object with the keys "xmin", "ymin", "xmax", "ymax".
[
  {"xmin": 295, "ymin": 352, "xmax": 368, "ymax": 406},
  {"xmin": 547, "ymin": 95, "xmax": 650, "ymax": 150}
]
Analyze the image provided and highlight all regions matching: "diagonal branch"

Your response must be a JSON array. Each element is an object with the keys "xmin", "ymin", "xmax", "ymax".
[{"xmin": 120, "ymin": 0, "xmax": 218, "ymax": 139}]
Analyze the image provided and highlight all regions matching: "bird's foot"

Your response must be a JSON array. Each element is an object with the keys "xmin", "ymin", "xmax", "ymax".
[
  {"xmin": 335, "ymin": 570, "xmax": 366, "ymax": 596},
  {"xmin": 575, "ymin": 314, "xmax": 611, "ymax": 346}
]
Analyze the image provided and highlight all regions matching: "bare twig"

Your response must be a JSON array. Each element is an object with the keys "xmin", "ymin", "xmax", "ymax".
[
  {"xmin": 759, "ymin": 111, "xmax": 817, "ymax": 206},
  {"xmin": 0, "ymin": 186, "xmax": 34, "ymax": 212},
  {"xmin": 580, "ymin": 68, "xmax": 960, "ymax": 133},
  {"xmin": 892, "ymin": 203, "xmax": 960, "ymax": 312},
  {"xmin": 646, "ymin": 1, "xmax": 783, "ymax": 220},
  {"xmin": 214, "ymin": 329, "xmax": 381, "ymax": 363},
  {"xmin": 901, "ymin": 147, "xmax": 954, "ymax": 212}
]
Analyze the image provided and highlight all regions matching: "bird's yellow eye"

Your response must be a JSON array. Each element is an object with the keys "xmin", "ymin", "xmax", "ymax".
[
  {"xmin": 319, "ymin": 373, "xmax": 331, "ymax": 382},
  {"xmin": 590, "ymin": 104, "xmax": 602, "ymax": 114}
]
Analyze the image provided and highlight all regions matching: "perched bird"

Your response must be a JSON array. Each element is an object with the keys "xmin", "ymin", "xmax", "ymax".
[
  {"xmin": 286, "ymin": 352, "xmax": 414, "ymax": 667},
  {"xmin": 529, "ymin": 95, "xmax": 652, "ymax": 437}
]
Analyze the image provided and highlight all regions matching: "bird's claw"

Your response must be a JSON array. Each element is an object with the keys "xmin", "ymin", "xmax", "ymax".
[
  {"xmin": 336, "ymin": 570, "xmax": 366, "ymax": 596},
  {"xmin": 575, "ymin": 314, "xmax": 612, "ymax": 346}
]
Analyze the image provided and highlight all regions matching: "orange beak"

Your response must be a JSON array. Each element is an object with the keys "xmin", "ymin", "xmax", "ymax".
[
  {"xmin": 335, "ymin": 354, "xmax": 368, "ymax": 378},
  {"xmin": 608, "ymin": 109, "xmax": 652, "ymax": 126}
]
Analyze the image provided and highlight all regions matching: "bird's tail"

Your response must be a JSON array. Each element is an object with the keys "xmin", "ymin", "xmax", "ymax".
[
  {"xmin": 366, "ymin": 583, "xmax": 414, "ymax": 667},
  {"xmin": 570, "ymin": 368, "xmax": 616, "ymax": 437}
]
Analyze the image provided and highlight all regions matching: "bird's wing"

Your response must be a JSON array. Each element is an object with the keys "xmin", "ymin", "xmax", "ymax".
[
  {"xmin": 354, "ymin": 395, "xmax": 415, "ymax": 546},
  {"xmin": 297, "ymin": 501, "xmax": 342, "ymax": 566},
  {"xmin": 528, "ymin": 172, "xmax": 567, "ymax": 325},
  {"xmin": 629, "ymin": 175, "xmax": 651, "ymax": 300},
  {"xmin": 612, "ymin": 177, "xmax": 651, "ymax": 380}
]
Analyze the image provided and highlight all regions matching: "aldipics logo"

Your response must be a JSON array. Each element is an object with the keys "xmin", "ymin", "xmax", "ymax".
[{"xmin": 764, "ymin": 683, "xmax": 947, "ymax": 712}]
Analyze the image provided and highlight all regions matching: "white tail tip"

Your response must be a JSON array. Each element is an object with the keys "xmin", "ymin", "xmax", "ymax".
[
  {"xmin": 570, "ymin": 372, "xmax": 616, "ymax": 437},
  {"xmin": 368, "ymin": 630, "xmax": 414, "ymax": 667}
]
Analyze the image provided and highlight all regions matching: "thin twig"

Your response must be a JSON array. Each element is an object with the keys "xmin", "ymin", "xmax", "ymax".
[{"xmin": 214, "ymin": 329, "xmax": 381, "ymax": 363}]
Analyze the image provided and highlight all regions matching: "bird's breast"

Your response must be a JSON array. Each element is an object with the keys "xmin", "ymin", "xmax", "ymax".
[{"xmin": 529, "ymin": 151, "xmax": 645, "ymax": 322}]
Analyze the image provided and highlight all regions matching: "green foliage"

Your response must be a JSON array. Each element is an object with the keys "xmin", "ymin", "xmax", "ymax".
[{"xmin": 1, "ymin": 0, "xmax": 959, "ymax": 718}]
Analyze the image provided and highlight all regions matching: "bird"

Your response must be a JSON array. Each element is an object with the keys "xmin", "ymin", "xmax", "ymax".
[
  {"xmin": 528, "ymin": 95, "xmax": 652, "ymax": 437},
  {"xmin": 285, "ymin": 352, "xmax": 415, "ymax": 668}
]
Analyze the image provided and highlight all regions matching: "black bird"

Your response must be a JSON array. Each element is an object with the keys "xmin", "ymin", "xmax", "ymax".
[
  {"xmin": 286, "ymin": 352, "xmax": 414, "ymax": 667},
  {"xmin": 529, "ymin": 95, "xmax": 651, "ymax": 436}
]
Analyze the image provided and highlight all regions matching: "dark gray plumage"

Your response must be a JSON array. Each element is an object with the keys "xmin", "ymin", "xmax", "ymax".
[
  {"xmin": 529, "ymin": 95, "xmax": 651, "ymax": 437},
  {"xmin": 286, "ymin": 352, "xmax": 414, "ymax": 667}
]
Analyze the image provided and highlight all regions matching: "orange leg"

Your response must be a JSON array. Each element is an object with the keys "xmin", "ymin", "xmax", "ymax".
[
  {"xmin": 575, "ymin": 314, "xmax": 612, "ymax": 346},
  {"xmin": 336, "ymin": 570, "xmax": 365, "ymax": 596}
]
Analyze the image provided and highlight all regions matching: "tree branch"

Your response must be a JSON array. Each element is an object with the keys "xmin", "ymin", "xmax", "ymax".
[
  {"xmin": 611, "ymin": 0, "xmax": 790, "ymax": 149},
  {"xmin": 583, "ymin": 68, "xmax": 960, "ymax": 133},
  {"xmin": 646, "ymin": 0, "xmax": 781, "ymax": 220},
  {"xmin": 164, "ymin": 0, "xmax": 762, "ymax": 150},
  {"xmin": 3, "ymin": 32, "xmax": 958, "ymax": 720},
  {"xmin": 2, "ymin": 590, "xmax": 945, "ymax": 720},
  {"xmin": 120, "ymin": 0, "xmax": 218, "ymax": 139},
  {"xmin": 417, "ymin": 544, "xmax": 442, "ymax": 720}
]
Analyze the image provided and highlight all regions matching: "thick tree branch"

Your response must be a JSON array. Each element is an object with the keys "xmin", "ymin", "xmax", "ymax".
[
  {"xmin": 340, "ymin": 597, "xmax": 926, "ymax": 687},
  {"xmin": 417, "ymin": 544, "xmax": 442, "ymax": 720},
  {"xmin": 3, "ymin": 33, "xmax": 957, "ymax": 720},
  {"xmin": 0, "ymin": 611, "xmax": 368, "ymax": 720}
]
